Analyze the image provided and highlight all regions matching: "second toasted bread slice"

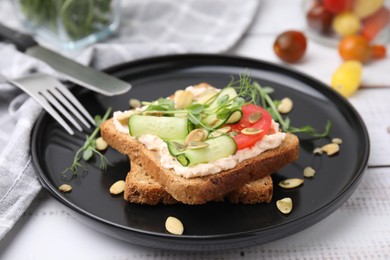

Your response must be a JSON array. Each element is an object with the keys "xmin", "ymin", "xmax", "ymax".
[{"xmin": 125, "ymin": 161, "xmax": 273, "ymax": 205}]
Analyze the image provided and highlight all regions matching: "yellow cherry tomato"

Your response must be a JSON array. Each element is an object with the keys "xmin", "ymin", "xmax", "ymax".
[
  {"xmin": 333, "ymin": 12, "xmax": 361, "ymax": 37},
  {"xmin": 331, "ymin": 61, "xmax": 363, "ymax": 97}
]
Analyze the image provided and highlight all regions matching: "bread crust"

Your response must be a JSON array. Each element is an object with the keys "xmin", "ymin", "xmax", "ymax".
[
  {"xmin": 124, "ymin": 162, "xmax": 273, "ymax": 205},
  {"xmin": 101, "ymin": 118, "xmax": 299, "ymax": 204}
]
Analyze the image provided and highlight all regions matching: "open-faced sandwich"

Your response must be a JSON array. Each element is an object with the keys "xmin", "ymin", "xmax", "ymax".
[{"xmin": 101, "ymin": 81, "xmax": 299, "ymax": 205}]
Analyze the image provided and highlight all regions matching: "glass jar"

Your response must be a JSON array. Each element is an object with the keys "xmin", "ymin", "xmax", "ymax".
[
  {"xmin": 303, "ymin": 0, "xmax": 390, "ymax": 47},
  {"xmin": 13, "ymin": 0, "xmax": 121, "ymax": 49}
]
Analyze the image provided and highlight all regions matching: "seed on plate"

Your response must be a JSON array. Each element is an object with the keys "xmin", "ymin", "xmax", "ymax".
[
  {"xmin": 185, "ymin": 129, "xmax": 207, "ymax": 145},
  {"xmin": 165, "ymin": 216, "xmax": 184, "ymax": 235},
  {"xmin": 109, "ymin": 180, "xmax": 125, "ymax": 195},
  {"xmin": 278, "ymin": 178, "xmax": 304, "ymax": 189},
  {"xmin": 276, "ymin": 197, "xmax": 293, "ymax": 214},
  {"xmin": 303, "ymin": 166, "xmax": 316, "ymax": 178},
  {"xmin": 241, "ymin": 128, "xmax": 263, "ymax": 135},
  {"xmin": 277, "ymin": 97, "xmax": 294, "ymax": 114},
  {"xmin": 129, "ymin": 98, "xmax": 141, "ymax": 108},
  {"xmin": 96, "ymin": 137, "xmax": 108, "ymax": 151},
  {"xmin": 59, "ymin": 184, "xmax": 72, "ymax": 193},
  {"xmin": 175, "ymin": 90, "xmax": 193, "ymax": 109},
  {"xmin": 332, "ymin": 138, "xmax": 343, "ymax": 144},
  {"xmin": 249, "ymin": 111, "xmax": 263, "ymax": 123},
  {"xmin": 187, "ymin": 141, "xmax": 209, "ymax": 150},
  {"xmin": 321, "ymin": 143, "xmax": 340, "ymax": 156},
  {"xmin": 313, "ymin": 147, "xmax": 323, "ymax": 155}
]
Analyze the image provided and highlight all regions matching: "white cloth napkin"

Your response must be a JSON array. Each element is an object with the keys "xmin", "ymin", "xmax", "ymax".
[{"xmin": 0, "ymin": 0, "xmax": 259, "ymax": 240}]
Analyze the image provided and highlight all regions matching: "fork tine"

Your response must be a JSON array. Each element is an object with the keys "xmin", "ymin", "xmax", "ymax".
[
  {"xmin": 40, "ymin": 90, "xmax": 83, "ymax": 132},
  {"xmin": 50, "ymin": 87, "xmax": 92, "ymax": 129},
  {"xmin": 32, "ymin": 94, "xmax": 75, "ymax": 135},
  {"xmin": 54, "ymin": 82, "xmax": 95, "ymax": 125}
]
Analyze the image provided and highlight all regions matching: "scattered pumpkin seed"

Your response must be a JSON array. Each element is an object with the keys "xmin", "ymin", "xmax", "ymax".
[
  {"xmin": 165, "ymin": 216, "xmax": 184, "ymax": 235},
  {"xmin": 277, "ymin": 97, "xmax": 294, "ymax": 114},
  {"xmin": 187, "ymin": 141, "xmax": 209, "ymax": 149},
  {"xmin": 241, "ymin": 128, "xmax": 263, "ymax": 135},
  {"xmin": 175, "ymin": 90, "xmax": 193, "ymax": 109},
  {"xmin": 313, "ymin": 147, "xmax": 323, "ymax": 155},
  {"xmin": 303, "ymin": 166, "xmax": 316, "ymax": 178},
  {"xmin": 249, "ymin": 111, "xmax": 263, "ymax": 123},
  {"xmin": 116, "ymin": 111, "xmax": 133, "ymax": 125},
  {"xmin": 321, "ymin": 143, "xmax": 340, "ymax": 156},
  {"xmin": 129, "ymin": 98, "xmax": 141, "ymax": 108},
  {"xmin": 226, "ymin": 111, "xmax": 242, "ymax": 124},
  {"xmin": 96, "ymin": 137, "xmax": 108, "ymax": 151},
  {"xmin": 185, "ymin": 129, "xmax": 207, "ymax": 145},
  {"xmin": 109, "ymin": 180, "xmax": 125, "ymax": 195},
  {"xmin": 59, "ymin": 184, "xmax": 72, "ymax": 193},
  {"xmin": 197, "ymin": 89, "xmax": 218, "ymax": 104},
  {"xmin": 278, "ymin": 178, "xmax": 304, "ymax": 189},
  {"xmin": 276, "ymin": 197, "xmax": 293, "ymax": 214},
  {"xmin": 209, "ymin": 126, "xmax": 231, "ymax": 138},
  {"xmin": 332, "ymin": 138, "xmax": 343, "ymax": 144}
]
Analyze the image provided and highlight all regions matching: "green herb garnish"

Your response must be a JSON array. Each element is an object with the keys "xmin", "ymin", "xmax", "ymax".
[
  {"xmin": 231, "ymin": 72, "xmax": 331, "ymax": 138},
  {"xmin": 63, "ymin": 107, "xmax": 112, "ymax": 175}
]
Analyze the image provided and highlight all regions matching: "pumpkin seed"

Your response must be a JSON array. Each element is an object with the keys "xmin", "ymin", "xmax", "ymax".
[
  {"xmin": 332, "ymin": 138, "xmax": 343, "ymax": 144},
  {"xmin": 197, "ymin": 89, "xmax": 218, "ymax": 104},
  {"xmin": 186, "ymin": 141, "xmax": 209, "ymax": 149},
  {"xmin": 175, "ymin": 90, "xmax": 193, "ymax": 109},
  {"xmin": 303, "ymin": 166, "xmax": 316, "ymax": 178},
  {"xmin": 165, "ymin": 216, "xmax": 184, "ymax": 235},
  {"xmin": 185, "ymin": 129, "xmax": 207, "ymax": 145},
  {"xmin": 241, "ymin": 128, "xmax": 263, "ymax": 135},
  {"xmin": 59, "ymin": 184, "xmax": 72, "ymax": 193},
  {"xmin": 277, "ymin": 97, "xmax": 293, "ymax": 114},
  {"xmin": 109, "ymin": 180, "xmax": 125, "ymax": 195},
  {"xmin": 249, "ymin": 111, "xmax": 263, "ymax": 123},
  {"xmin": 313, "ymin": 147, "xmax": 323, "ymax": 155},
  {"xmin": 276, "ymin": 197, "xmax": 293, "ymax": 214},
  {"xmin": 226, "ymin": 111, "xmax": 242, "ymax": 124},
  {"xmin": 209, "ymin": 126, "xmax": 231, "ymax": 138},
  {"xmin": 321, "ymin": 143, "xmax": 340, "ymax": 156},
  {"xmin": 278, "ymin": 178, "xmax": 304, "ymax": 189},
  {"xmin": 96, "ymin": 137, "xmax": 108, "ymax": 151},
  {"xmin": 116, "ymin": 111, "xmax": 133, "ymax": 125},
  {"xmin": 129, "ymin": 98, "xmax": 141, "ymax": 108}
]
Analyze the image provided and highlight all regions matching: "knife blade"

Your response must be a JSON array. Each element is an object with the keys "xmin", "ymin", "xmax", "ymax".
[{"xmin": 0, "ymin": 23, "xmax": 131, "ymax": 96}]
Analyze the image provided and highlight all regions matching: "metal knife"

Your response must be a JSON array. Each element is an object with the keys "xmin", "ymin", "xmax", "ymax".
[{"xmin": 0, "ymin": 23, "xmax": 131, "ymax": 96}]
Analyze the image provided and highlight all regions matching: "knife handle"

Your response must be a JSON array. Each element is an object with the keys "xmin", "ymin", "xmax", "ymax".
[{"xmin": 0, "ymin": 24, "xmax": 37, "ymax": 52}]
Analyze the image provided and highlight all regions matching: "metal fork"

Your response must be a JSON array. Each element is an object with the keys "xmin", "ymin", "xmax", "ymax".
[{"xmin": 1, "ymin": 73, "xmax": 95, "ymax": 135}]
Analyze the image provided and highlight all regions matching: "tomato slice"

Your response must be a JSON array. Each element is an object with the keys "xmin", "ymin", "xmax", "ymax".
[{"xmin": 228, "ymin": 104, "xmax": 273, "ymax": 150}]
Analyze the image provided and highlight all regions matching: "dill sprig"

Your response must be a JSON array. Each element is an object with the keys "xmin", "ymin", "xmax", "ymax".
[{"xmin": 63, "ymin": 107, "xmax": 112, "ymax": 175}]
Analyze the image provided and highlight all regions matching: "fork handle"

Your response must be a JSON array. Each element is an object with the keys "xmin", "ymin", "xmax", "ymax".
[{"xmin": 0, "ymin": 23, "xmax": 37, "ymax": 52}]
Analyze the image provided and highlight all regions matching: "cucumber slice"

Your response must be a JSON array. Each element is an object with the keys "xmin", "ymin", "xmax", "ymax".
[
  {"xmin": 129, "ymin": 115, "xmax": 192, "ymax": 140},
  {"xmin": 167, "ymin": 141, "xmax": 186, "ymax": 156},
  {"xmin": 208, "ymin": 87, "xmax": 238, "ymax": 109},
  {"xmin": 179, "ymin": 135, "xmax": 237, "ymax": 166}
]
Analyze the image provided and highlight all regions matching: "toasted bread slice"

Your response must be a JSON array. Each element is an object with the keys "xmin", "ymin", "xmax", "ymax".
[
  {"xmin": 101, "ymin": 118, "xmax": 299, "ymax": 204},
  {"xmin": 125, "ymin": 161, "xmax": 273, "ymax": 205}
]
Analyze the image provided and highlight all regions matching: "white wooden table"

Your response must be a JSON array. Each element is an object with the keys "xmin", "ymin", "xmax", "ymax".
[{"xmin": 1, "ymin": 0, "xmax": 390, "ymax": 259}]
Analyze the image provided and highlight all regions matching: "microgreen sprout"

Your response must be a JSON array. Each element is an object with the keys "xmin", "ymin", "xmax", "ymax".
[{"xmin": 63, "ymin": 107, "xmax": 112, "ymax": 175}]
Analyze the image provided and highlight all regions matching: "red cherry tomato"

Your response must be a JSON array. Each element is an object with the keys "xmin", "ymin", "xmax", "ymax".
[
  {"xmin": 228, "ymin": 104, "xmax": 272, "ymax": 150},
  {"xmin": 273, "ymin": 31, "xmax": 307, "ymax": 63},
  {"xmin": 361, "ymin": 7, "xmax": 390, "ymax": 41},
  {"xmin": 306, "ymin": 1, "xmax": 334, "ymax": 34},
  {"xmin": 323, "ymin": 0, "xmax": 353, "ymax": 14}
]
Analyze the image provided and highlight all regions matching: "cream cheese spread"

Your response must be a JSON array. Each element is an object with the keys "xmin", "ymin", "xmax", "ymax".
[{"xmin": 113, "ymin": 85, "xmax": 286, "ymax": 178}]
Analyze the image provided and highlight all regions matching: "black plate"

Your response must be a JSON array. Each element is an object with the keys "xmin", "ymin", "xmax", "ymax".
[{"xmin": 31, "ymin": 54, "xmax": 369, "ymax": 251}]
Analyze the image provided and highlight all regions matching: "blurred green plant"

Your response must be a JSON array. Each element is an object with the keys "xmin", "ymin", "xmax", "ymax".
[{"xmin": 18, "ymin": 0, "xmax": 112, "ymax": 40}]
